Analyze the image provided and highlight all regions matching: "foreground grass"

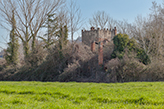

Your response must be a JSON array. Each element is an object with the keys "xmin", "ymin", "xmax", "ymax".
[{"xmin": 0, "ymin": 82, "xmax": 164, "ymax": 109}]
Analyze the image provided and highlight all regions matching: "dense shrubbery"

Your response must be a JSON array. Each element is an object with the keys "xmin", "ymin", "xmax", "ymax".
[{"xmin": 0, "ymin": 42, "xmax": 164, "ymax": 82}]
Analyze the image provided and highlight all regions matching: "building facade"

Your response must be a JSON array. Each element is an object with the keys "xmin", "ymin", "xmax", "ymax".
[{"xmin": 82, "ymin": 27, "xmax": 117, "ymax": 46}]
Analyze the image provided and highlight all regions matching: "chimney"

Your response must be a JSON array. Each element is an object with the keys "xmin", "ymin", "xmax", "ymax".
[
  {"xmin": 98, "ymin": 41, "xmax": 103, "ymax": 66},
  {"xmin": 91, "ymin": 26, "xmax": 95, "ymax": 31},
  {"xmin": 91, "ymin": 41, "xmax": 95, "ymax": 52},
  {"xmin": 114, "ymin": 27, "xmax": 117, "ymax": 36}
]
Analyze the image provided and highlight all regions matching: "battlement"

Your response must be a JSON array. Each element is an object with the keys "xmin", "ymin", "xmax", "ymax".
[{"xmin": 82, "ymin": 27, "xmax": 117, "ymax": 46}]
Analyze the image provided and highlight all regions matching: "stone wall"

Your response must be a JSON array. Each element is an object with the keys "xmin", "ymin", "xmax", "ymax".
[{"xmin": 82, "ymin": 29, "xmax": 98, "ymax": 46}]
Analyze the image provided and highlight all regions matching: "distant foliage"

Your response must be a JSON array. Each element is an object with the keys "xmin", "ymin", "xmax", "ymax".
[{"xmin": 111, "ymin": 33, "xmax": 150, "ymax": 65}]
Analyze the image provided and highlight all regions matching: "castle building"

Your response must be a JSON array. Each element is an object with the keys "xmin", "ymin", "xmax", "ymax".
[{"xmin": 82, "ymin": 27, "xmax": 117, "ymax": 46}]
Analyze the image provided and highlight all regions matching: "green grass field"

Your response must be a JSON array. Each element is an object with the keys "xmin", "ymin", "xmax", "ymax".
[{"xmin": 0, "ymin": 82, "xmax": 164, "ymax": 109}]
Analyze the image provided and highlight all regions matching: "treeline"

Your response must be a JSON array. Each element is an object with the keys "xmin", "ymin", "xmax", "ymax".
[{"xmin": 0, "ymin": 1, "xmax": 164, "ymax": 82}]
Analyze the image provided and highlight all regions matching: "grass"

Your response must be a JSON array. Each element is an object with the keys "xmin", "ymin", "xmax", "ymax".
[{"xmin": 0, "ymin": 82, "xmax": 164, "ymax": 109}]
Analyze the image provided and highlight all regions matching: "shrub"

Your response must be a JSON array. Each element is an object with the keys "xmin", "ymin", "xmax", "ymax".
[
  {"xmin": 105, "ymin": 54, "xmax": 146, "ymax": 82},
  {"xmin": 26, "ymin": 43, "xmax": 47, "ymax": 67},
  {"xmin": 144, "ymin": 60, "xmax": 164, "ymax": 81},
  {"xmin": 111, "ymin": 33, "xmax": 135, "ymax": 59},
  {"xmin": 111, "ymin": 33, "xmax": 150, "ymax": 65}
]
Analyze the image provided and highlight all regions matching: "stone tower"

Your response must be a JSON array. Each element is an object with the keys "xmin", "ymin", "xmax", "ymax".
[{"xmin": 82, "ymin": 27, "xmax": 117, "ymax": 46}]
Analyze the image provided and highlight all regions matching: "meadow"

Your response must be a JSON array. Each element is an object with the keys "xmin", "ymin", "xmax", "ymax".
[{"xmin": 0, "ymin": 82, "xmax": 164, "ymax": 109}]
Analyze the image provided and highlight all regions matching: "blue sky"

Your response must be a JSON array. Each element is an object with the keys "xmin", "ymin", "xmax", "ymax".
[
  {"xmin": 0, "ymin": 0, "xmax": 163, "ymax": 51},
  {"xmin": 77, "ymin": 0, "xmax": 163, "ymax": 24}
]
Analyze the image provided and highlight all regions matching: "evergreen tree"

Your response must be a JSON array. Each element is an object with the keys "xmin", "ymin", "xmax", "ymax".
[
  {"xmin": 58, "ymin": 25, "xmax": 68, "ymax": 50},
  {"xmin": 40, "ymin": 14, "xmax": 59, "ymax": 49},
  {"xmin": 4, "ymin": 10, "xmax": 19, "ymax": 65},
  {"xmin": 111, "ymin": 33, "xmax": 150, "ymax": 65},
  {"xmin": 57, "ymin": 25, "xmax": 68, "ymax": 59}
]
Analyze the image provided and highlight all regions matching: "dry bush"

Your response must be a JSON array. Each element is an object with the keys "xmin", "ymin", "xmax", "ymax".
[
  {"xmin": 26, "ymin": 43, "xmax": 47, "ymax": 67},
  {"xmin": 144, "ymin": 59, "xmax": 164, "ymax": 81},
  {"xmin": 21, "ymin": 43, "xmax": 97, "ymax": 81},
  {"xmin": 59, "ymin": 60, "xmax": 81, "ymax": 82},
  {"xmin": 104, "ymin": 54, "xmax": 164, "ymax": 82},
  {"xmin": 119, "ymin": 57, "xmax": 146, "ymax": 82},
  {"xmin": 10, "ymin": 42, "xmax": 131, "ymax": 82},
  {"xmin": 58, "ymin": 43, "xmax": 97, "ymax": 82},
  {"xmin": 104, "ymin": 54, "xmax": 146, "ymax": 82}
]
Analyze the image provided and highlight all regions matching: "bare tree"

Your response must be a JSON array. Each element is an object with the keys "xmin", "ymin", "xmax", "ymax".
[
  {"xmin": 130, "ymin": 1, "xmax": 164, "ymax": 59},
  {"xmin": 89, "ymin": 11, "xmax": 130, "ymax": 33},
  {"xmin": 0, "ymin": 0, "xmax": 65, "ymax": 58},
  {"xmin": 89, "ymin": 11, "xmax": 134, "ymax": 37},
  {"xmin": 115, "ymin": 19, "xmax": 132, "ymax": 34},
  {"xmin": 89, "ymin": 11, "xmax": 109, "ymax": 29},
  {"xmin": 131, "ymin": 15, "xmax": 150, "ymax": 54},
  {"xmin": 68, "ymin": 0, "xmax": 83, "ymax": 51},
  {"xmin": 108, "ymin": 17, "xmax": 117, "ymax": 29}
]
